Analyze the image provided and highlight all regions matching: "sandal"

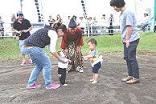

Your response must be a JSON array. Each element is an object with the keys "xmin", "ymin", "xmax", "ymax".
[{"xmin": 126, "ymin": 78, "xmax": 140, "ymax": 84}]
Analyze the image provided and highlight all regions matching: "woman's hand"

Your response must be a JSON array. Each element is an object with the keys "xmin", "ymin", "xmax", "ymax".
[{"xmin": 125, "ymin": 39, "xmax": 130, "ymax": 48}]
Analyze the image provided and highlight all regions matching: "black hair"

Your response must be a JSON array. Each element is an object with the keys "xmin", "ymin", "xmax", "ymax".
[
  {"xmin": 144, "ymin": 13, "xmax": 148, "ymax": 16},
  {"xmin": 52, "ymin": 23, "xmax": 60, "ymax": 30},
  {"xmin": 110, "ymin": 0, "xmax": 125, "ymax": 8},
  {"xmin": 88, "ymin": 38, "xmax": 97, "ymax": 46},
  {"xmin": 17, "ymin": 14, "xmax": 23, "ymax": 17},
  {"xmin": 102, "ymin": 14, "xmax": 106, "ymax": 17},
  {"xmin": 72, "ymin": 15, "xmax": 77, "ymax": 20},
  {"xmin": 56, "ymin": 24, "xmax": 67, "ymax": 32}
]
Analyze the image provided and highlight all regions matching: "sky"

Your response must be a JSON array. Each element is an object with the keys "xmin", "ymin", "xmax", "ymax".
[{"xmin": 0, "ymin": 0, "xmax": 154, "ymax": 23}]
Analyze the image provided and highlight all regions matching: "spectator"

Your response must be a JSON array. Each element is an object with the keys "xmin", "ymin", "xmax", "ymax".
[
  {"xmin": 65, "ymin": 16, "xmax": 71, "ymax": 27},
  {"xmin": 87, "ymin": 17, "xmax": 93, "ymax": 35},
  {"xmin": 100, "ymin": 14, "xmax": 107, "ymax": 34},
  {"xmin": 108, "ymin": 14, "xmax": 114, "ymax": 35},
  {"xmin": 154, "ymin": 25, "xmax": 156, "ymax": 32},
  {"xmin": 55, "ymin": 14, "xmax": 62, "ymax": 26},
  {"xmin": 92, "ymin": 17, "xmax": 98, "ymax": 34},
  {"xmin": 0, "ymin": 16, "xmax": 4, "ymax": 38},
  {"xmin": 141, "ymin": 13, "xmax": 151, "ymax": 32},
  {"xmin": 11, "ymin": 14, "xmax": 16, "ymax": 36},
  {"xmin": 48, "ymin": 15, "xmax": 55, "ymax": 26},
  {"xmin": 77, "ymin": 17, "xmax": 86, "ymax": 33},
  {"xmin": 101, "ymin": 14, "xmax": 107, "ymax": 26},
  {"xmin": 13, "ymin": 11, "xmax": 32, "ymax": 65}
]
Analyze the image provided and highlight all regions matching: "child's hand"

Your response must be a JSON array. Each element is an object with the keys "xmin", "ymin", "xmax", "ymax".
[
  {"xmin": 63, "ymin": 59, "xmax": 71, "ymax": 63},
  {"xmin": 83, "ymin": 56, "xmax": 88, "ymax": 61},
  {"xmin": 58, "ymin": 57, "xmax": 67, "ymax": 63},
  {"xmin": 67, "ymin": 59, "xmax": 71, "ymax": 63},
  {"xmin": 22, "ymin": 29, "xmax": 28, "ymax": 33}
]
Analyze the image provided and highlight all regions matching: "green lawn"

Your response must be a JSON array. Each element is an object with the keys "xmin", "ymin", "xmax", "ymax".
[
  {"xmin": 82, "ymin": 32, "xmax": 156, "ymax": 53},
  {"xmin": 0, "ymin": 38, "xmax": 19, "ymax": 60},
  {"xmin": 0, "ymin": 32, "xmax": 156, "ymax": 60}
]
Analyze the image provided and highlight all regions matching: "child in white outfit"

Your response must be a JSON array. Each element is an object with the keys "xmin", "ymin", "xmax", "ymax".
[{"xmin": 58, "ymin": 50, "xmax": 70, "ymax": 86}]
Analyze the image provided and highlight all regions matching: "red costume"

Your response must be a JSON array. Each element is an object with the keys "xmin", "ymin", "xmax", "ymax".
[
  {"xmin": 61, "ymin": 27, "xmax": 84, "ymax": 72},
  {"xmin": 61, "ymin": 27, "xmax": 83, "ymax": 49}
]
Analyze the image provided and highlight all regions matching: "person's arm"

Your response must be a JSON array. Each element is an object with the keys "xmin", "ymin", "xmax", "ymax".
[
  {"xmin": 125, "ymin": 26, "xmax": 133, "ymax": 47},
  {"xmin": 12, "ymin": 22, "xmax": 20, "ymax": 34},
  {"xmin": 84, "ymin": 50, "xmax": 95, "ymax": 61},
  {"xmin": 124, "ymin": 12, "xmax": 134, "ymax": 47},
  {"xmin": 22, "ymin": 26, "xmax": 32, "ymax": 33},
  {"xmin": 48, "ymin": 30, "xmax": 66, "ymax": 63},
  {"xmin": 48, "ymin": 30, "xmax": 58, "ymax": 57},
  {"xmin": 12, "ymin": 23, "xmax": 22, "ymax": 37},
  {"xmin": 51, "ymin": 52, "xmax": 61, "ymax": 60},
  {"xmin": 84, "ymin": 54, "xmax": 93, "ymax": 60},
  {"xmin": 12, "ymin": 28, "xmax": 21, "ymax": 34}
]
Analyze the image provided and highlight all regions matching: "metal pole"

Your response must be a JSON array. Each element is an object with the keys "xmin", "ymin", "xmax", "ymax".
[
  {"xmin": 87, "ymin": 19, "xmax": 90, "ymax": 37},
  {"xmin": 81, "ymin": 0, "xmax": 89, "ymax": 37},
  {"xmin": 20, "ymin": 0, "xmax": 23, "ymax": 12},
  {"xmin": 133, "ymin": 0, "xmax": 137, "ymax": 15}
]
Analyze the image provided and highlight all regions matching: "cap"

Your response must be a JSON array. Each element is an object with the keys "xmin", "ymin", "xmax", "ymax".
[
  {"xmin": 68, "ymin": 18, "xmax": 77, "ymax": 28},
  {"xmin": 17, "ymin": 11, "xmax": 23, "ymax": 17}
]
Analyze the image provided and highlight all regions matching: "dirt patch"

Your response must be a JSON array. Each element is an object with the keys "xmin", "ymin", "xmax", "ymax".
[{"xmin": 0, "ymin": 53, "xmax": 156, "ymax": 104}]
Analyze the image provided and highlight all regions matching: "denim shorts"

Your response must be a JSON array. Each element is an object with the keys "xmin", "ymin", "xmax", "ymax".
[{"xmin": 92, "ymin": 62, "xmax": 101, "ymax": 73}]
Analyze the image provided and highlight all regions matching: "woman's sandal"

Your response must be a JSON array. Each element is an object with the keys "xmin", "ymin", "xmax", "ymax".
[
  {"xmin": 126, "ymin": 78, "xmax": 140, "ymax": 84},
  {"xmin": 121, "ymin": 76, "xmax": 133, "ymax": 82}
]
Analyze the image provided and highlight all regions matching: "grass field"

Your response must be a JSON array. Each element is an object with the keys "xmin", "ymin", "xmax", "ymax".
[{"xmin": 0, "ymin": 32, "xmax": 156, "ymax": 60}]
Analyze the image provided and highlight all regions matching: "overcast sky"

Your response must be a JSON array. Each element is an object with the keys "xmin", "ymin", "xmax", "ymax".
[{"xmin": 0, "ymin": 0, "xmax": 154, "ymax": 23}]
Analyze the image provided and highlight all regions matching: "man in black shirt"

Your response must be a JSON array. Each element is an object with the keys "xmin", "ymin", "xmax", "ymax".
[{"xmin": 13, "ymin": 11, "xmax": 32, "ymax": 65}]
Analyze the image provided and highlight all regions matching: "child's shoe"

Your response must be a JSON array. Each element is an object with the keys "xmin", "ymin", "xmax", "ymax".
[
  {"xmin": 62, "ymin": 84, "xmax": 68, "ymax": 87},
  {"xmin": 20, "ymin": 60, "xmax": 26, "ymax": 66},
  {"xmin": 90, "ymin": 79, "xmax": 94, "ymax": 82},
  {"xmin": 45, "ymin": 83, "xmax": 60, "ymax": 90},
  {"xmin": 91, "ymin": 80, "xmax": 98, "ymax": 84},
  {"xmin": 27, "ymin": 59, "xmax": 33, "ymax": 64},
  {"xmin": 76, "ymin": 66, "xmax": 84, "ymax": 73},
  {"xmin": 26, "ymin": 83, "xmax": 41, "ymax": 89},
  {"xmin": 79, "ymin": 68, "xmax": 84, "ymax": 73}
]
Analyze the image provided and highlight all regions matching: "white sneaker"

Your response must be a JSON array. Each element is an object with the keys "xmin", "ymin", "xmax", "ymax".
[
  {"xmin": 76, "ymin": 66, "xmax": 84, "ymax": 73},
  {"xmin": 121, "ymin": 76, "xmax": 133, "ymax": 82},
  {"xmin": 62, "ymin": 84, "xmax": 68, "ymax": 86},
  {"xmin": 76, "ymin": 66, "xmax": 80, "ymax": 71},
  {"xmin": 92, "ymin": 80, "xmax": 97, "ymax": 84},
  {"xmin": 79, "ymin": 68, "xmax": 84, "ymax": 73},
  {"xmin": 90, "ymin": 79, "xmax": 94, "ymax": 82}
]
